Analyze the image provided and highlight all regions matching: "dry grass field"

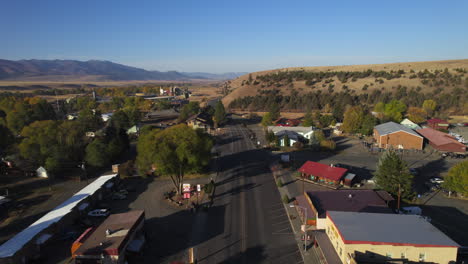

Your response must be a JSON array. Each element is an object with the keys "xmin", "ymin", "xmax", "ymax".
[{"xmin": 222, "ymin": 59, "xmax": 468, "ymax": 106}]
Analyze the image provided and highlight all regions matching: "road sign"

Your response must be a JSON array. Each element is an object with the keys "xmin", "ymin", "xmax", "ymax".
[
  {"xmin": 197, "ymin": 184, "xmax": 201, "ymax": 192},
  {"xmin": 183, "ymin": 183, "xmax": 191, "ymax": 193}
]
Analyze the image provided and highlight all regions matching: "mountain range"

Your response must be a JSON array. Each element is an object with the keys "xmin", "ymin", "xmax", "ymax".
[{"xmin": 0, "ymin": 59, "xmax": 241, "ymax": 81}]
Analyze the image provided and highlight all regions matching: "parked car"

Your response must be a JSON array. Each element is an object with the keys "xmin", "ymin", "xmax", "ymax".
[
  {"xmin": 112, "ymin": 193, "xmax": 127, "ymax": 200},
  {"xmin": 430, "ymin": 177, "xmax": 444, "ymax": 184},
  {"xmin": 88, "ymin": 209, "xmax": 110, "ymax": 217}
]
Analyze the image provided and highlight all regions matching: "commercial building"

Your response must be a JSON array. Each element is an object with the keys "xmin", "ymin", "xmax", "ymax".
[
  {"xmin": 0, "ymin": 174, "xmax": 118, "ymax": 264},
  {"xmin": 323, "ymin": 211, "xmax": 459, "ymax": 264},
  {"xmin": 73, "ymin": 210, "xmax": 145, "ymax": 264},
  {"xmin": 297, "ymin": 161, "xmax": 349, "ymax": 187},
  {"xmin": 296, "ymin": 190, "xmax": 393, "ymax": 228},
  {"xmin": 427, "ymin": 118, "xmax": 450, "ymax": 130},
  {"xmin": 417, "ymin": 127, "xmax": 466, "ymax": 153},
  {"xmin": 373, "ymin": 122, "xmax": 423, "ymax": 150}
]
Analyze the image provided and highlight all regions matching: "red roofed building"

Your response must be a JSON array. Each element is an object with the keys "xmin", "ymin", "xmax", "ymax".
[
  {"xmin": 274, "ymin": 118, "xmax": 301, "ymax": 127},
  {"xmin": 73, "ymin": 210, "xmax": 145, "ymax": 264},
  {"xmin": 298, "ymin": 161, "xmax": 348, "ymax": 186},
  {"xmin": 427, "ymin": 118, "xmax": 449, "ymax": 130},
  {"xmin": 417, "ymin": 128, "xmax": 466, "ymax": 153}
]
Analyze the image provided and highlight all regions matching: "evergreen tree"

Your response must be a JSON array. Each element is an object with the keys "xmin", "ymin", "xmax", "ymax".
[
  {"xmin": 213, "ymin": 101, "xmax": 226, "ymax": 127},
  {"xmin": 375, "ymin": 150, "xmax": 414, "ymax": 200}
]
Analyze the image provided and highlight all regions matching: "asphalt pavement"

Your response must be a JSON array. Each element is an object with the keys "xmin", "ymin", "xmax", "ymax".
[{"xmin": 192, "ymin": 124, "xmax": 304, "ymax": 264}]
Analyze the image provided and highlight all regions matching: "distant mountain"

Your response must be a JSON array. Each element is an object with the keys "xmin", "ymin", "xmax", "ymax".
[
  {"xmin": 0, "ymin": 59, "xmax": 190, "ymax": 81},
  {"xmin": 182, "ymin": 72, "xmax": 248, "ymax": 80}
]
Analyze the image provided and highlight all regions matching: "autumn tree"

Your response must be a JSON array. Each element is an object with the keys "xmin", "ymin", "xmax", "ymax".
[
  {"xmin": 443, "ymin": 160, "xmax": 468, "ymax": 196},
  {"xmin": 375, "ymin": 150, "xmax": 414, "ymax": 200},
  {"xmin": 302, "ymin": 110, "xmax": 314, "ymax": 127},
  {"xmin": 384, "ymin": 100, "xmax": 407, "ymax": 122},
  {"xmin": 342, "ymin": 106, "xmax": 364, "ymax": 133},
  {"xmin": 359, "ymin": 114, "xmax": 377, "ymax": 135},
  {"xmin": 261, "ymin": 112, "xmax": 273, "ymax": 127},
  {"xmin": 136, "ymin": 124, "xmax": 213, "ymax": 194},
  {"xmin": 407, "ymin": 107, "xmax": 427, "ymax": 123}
]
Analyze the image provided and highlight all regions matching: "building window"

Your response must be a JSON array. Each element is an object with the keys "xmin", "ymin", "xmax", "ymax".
[
  {"xmin": 419, "ymin": 253, "xmax": 426, "ymax": 261},
  {"xmin": 401, "ymin": 252, "xmax": 406, "ymax": 259}
]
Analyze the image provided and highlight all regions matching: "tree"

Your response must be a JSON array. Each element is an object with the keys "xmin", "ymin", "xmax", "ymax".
[
  {"xmin": 261, "ymin": 112, "xmax": 273, "ymax": 127},
  {"xmin": 359, "ymin": 114, "xmax": 377, "ymax": 135},
  {"xmin": 375, "ymin": 150, "xmax": 414, "ymax": 200},
  {"xmin": 422, "ymin": 99, "xmax": 437, "ymax": 117},
  {"xmin": 0, "ymin": 124, "xmax": 14, "ymax": 150},
  {"xmin": 265, "ymin": 130, "xmax": 277, "ymax": 145},
  {"xmin": 85, "ymin": 139, "xmax": 110, "ymax": 167},
  {"xmin": 178, "ymin": 101, "xmax": 200, "ymax": 122},
  {"xmin": 320, "ymin": 139, "xmax": 336, "ymax": 151},
  {"xmin": 319, "ymin": 115, "xmax": 335, "ymax": 128},
  {"xmin": 136, "ymin": 124, "xmax": 212, "ymax": 194},
  {"xmin": 407, "ymin": 107, "xmax": 427, "ymax": 123},
  {"xmin": 110, "ymin": 110, "xmax": 131, "ymax": 130},
  {"xmin": 374, "ymin": 102, "xmax": 385, "ymax": 113},
  {"xmin": 384, "ymin": 100, "xmax": 407, "ymax": 122},
  {"xmin": 213, "ymin": 101, "xmax": 226, "ymax": 127},
  {"xmin": 284, "ymin": 134, "xmax": 290, "ymax": 147},
  {"xmin": 268, "ymin": 102, "xmax": 280, "ymax": 121},
  {"xmin": 302, "ymin": 110, "xmax": 314, "ymax": 127},
  {"xmin": 443, "ymin": 160, "xmax": 468, "ymax": 196},
  {"xmin": 342, "ymin": 106, "xmax": 364, "ymax": 133}
]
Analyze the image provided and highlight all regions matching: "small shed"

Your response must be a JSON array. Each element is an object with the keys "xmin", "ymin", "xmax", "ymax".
[
  {"xmin": 36, "ymin": 167, "xmax": 48, "ymax": 178},
  {"xmin": 343, "ymin": 173, "xmax": 356, "ymax": 187}
]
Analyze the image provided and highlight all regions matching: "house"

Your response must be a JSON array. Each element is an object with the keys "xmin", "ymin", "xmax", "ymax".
[
  {"xmin": 295, "ymin": 190, "xmax": 393, "ymax": 228},
  {"xmin": 186, "ymin": 112, "xmax": 213, "ymax": 131},
  {"xmin": 297, "ymin": 161, "xmax": 349, "ymax": 187},
  {"xmin": 331, "ymin": 122, "xmax": 343, "ymax": 135},
  {"xmin": 400, "ymin": 118, "xmax": 422, "ymax": 130},
  {"xmin": 321, "ymin": 211, "xmax": 459, "ymax": 264},
  {"xmin": 274, "ymin": 118, "xmax": 301, "ymax": 127},
  {"xmin": 36, "ymin": 166, "xmax": 48, "ymax": 178},
  {"xmin": 101, "ymin": 113, "xmax": 113, "ymax": 122},
  {"xmin": 126, "ymin": 125, "xmax": 140, "ymax": 136},
  {"xmin": 0, "ymin": 174, "xmax": 118, "ymax": 264},
  {"xmin": 373, "ymin": 122, "xmax": 423, "ymax": 150},
  {"xmin": 274, "ymin": 130, "xmax": 304, "ymax": 147},
  {"xmin": 73, "ymin": 210, "xmax": 146, "ymax": 264},
  {"xmin": 427, "ymin": 118, "xmax": 450, "ymax": 130},
  {"xmin": 417, "ymin": 128, "xmax": 466, "ymax": 153},
  {"xmin": 267, "ymin": 126, "xmax": 315, "ymax": 143}
]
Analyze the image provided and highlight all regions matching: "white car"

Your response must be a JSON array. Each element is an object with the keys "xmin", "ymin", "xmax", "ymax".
[
  {"xmin": 88, "ymin": 209, "xmax": 110, "ymax": 217},
  {"xmin": 430, "ymin": 177, "xmax": 444, "ymax": 184}
]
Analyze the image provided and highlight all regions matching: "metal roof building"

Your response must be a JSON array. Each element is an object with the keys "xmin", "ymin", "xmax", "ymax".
[
  {"xmin": 374, "ymin": 122, "xmax": 423, "ymax": 150},
  {"xmin": 327, "ymin": 211, "xmax": 459, "ymax": 247},
  {"xmin": 417, "ymin": 127, "xmax": 466, "ymax": 153},
  {"xmin": 375, "ymin": 122, "xmax": 422, "ymax": 138}
]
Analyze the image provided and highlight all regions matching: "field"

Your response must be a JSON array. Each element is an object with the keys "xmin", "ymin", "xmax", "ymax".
[{"xmin": 222, "ymin": 59, "xmax": 468, "ymax": 107}]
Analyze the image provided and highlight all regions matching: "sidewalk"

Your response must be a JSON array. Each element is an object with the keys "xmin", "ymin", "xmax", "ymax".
[{"xmin": 271, "ymin": 164, "xmax": 324, "ymax": 264}]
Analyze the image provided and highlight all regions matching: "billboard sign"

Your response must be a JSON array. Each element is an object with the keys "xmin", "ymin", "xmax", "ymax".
[{"xmin": 183, "ymin": 183, "xmax": 191, "ymax": 193}]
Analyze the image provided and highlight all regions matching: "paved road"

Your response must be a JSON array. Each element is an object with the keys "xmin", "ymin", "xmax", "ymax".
[{"xmin": 193, "ymin": 124, "xmax": 303, "ymax": 264}]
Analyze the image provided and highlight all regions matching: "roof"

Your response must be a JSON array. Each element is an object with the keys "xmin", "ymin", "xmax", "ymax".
[
  {"xmin": 75, "ymin": 210, "xmax": 145, "ymax": 257},
  {"xmin": 427, "ymin": 118, "xmax": 449, "ymax": 124},
  {"xmin": 267, "ymin": 126, "xmax": 315, "ymax": 135},
  {"xmin": 307, "ymin": 190, "xmax": 393, "ymax": 218},
  {"xmin": 298, "ymin": 161, "xmax": 348, "ymax": 182},
  {"xmin": 0, "ymin": 174, "xmax": 118, "ymax": 258},
  {"xmin": 400, "ymin": 118, "xmax": 422, "ymax": 130},
  {"xmin": 275, "ymin": 130, "xmax": 301, "ymax": 141},
  {"xmin": 374, "ymin": 122, "xmax": 422, "ymax": 138},
  {"xmin": 417, "ymin": 128, "xmax": 466, "ymax": 149},
  {"xmin": 327, "ymin": 211, "xmax": 459, "ymax": 248}
]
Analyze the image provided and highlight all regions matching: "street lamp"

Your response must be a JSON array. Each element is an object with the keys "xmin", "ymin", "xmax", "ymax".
[{"xmin": 290, "ymin": 204, "xmax": 308, "ymax": 252}]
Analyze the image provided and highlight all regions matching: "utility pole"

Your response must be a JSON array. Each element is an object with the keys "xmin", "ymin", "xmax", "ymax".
[{"xmin": 397, "ymin": 183, "xmax": 401, "ymax": 212}]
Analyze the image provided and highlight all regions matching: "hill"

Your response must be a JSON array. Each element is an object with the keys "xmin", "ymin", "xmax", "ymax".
[
  {"xmin": 182, "ymin": 72, "xmax": 248, "ymax": 80},
  {"xmin": 222, "ymin": 59, "xmax": 468, "ymax": 107},
  {"xmin": 0, "ymin": 59, "xmax": 190, "ymax": 81}
]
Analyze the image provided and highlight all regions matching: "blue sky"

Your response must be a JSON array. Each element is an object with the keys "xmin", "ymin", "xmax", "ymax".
[{"xmin": 1, "ymin": 0, "xmax": 467, "ymax": 73}]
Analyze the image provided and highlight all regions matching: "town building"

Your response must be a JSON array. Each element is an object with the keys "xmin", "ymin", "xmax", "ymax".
[
  {"xmin": 267, "ymin": 126, "xmax": 315, "ymax": 146},
  {"xmin": 427, "ymin": 118, "xmax": 450, "ymax": 130},
  {"xmin": 297, "ymin": 161, "xmax": 350, "ymax": 187},
  {"xmin": 321, "ymin": 211, "xmax": 459, "ymax": 264},
  {"xmin": 73, "ymin": 210, "xmax": 146, "ymax": 264},
  {"xmin": 274, "ymin": 118, "xmax": 301, "ymax": 127},
  {"xmin": 0, "ymin": 174, "xmax": 118, "ymax": 264},
  {"xmin": 417, "ymin": 127, "xmax": 466, "ymax": 153},
  {"xmin": 373, "ymin": 122, "xmax": 423, "ymax": 150},
  {"xmin": 186, "ymin": 112, "xmax": 213, "ymax": 132},
  {"xmin": 295, "ymin": 190, "xmax": 393, "ymax": 228},
  {"xmin": 400, "ymin": 118, "xmax": 422, "ymax": 130}
]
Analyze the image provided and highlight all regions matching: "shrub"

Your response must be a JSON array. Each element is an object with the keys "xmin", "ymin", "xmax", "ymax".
[
  {"xmin": 277, "ymin": 179, "xmax": 283, "ymax": 187},
  {"xmin": 320, "ymin": 139, "xmax": 336, "ymax": 151},
  {"xmin": 282, "ymin": 194, "xmax": 290, "ymax": 204}
]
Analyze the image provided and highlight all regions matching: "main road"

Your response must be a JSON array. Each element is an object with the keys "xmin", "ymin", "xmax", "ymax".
[{"xmin": 191, "ymin": 123, "xmax": 303, "ymax": 264}]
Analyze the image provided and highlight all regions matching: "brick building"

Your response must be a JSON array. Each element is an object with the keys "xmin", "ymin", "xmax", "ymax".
[{"xmin": 373, "ymin": 122, "xmax": 423, "ymax": 150}]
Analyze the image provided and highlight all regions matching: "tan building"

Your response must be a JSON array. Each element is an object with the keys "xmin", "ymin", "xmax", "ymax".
[
  {"xmin": 374, "ymin": 122, "xmax": 423, "ymax": 150},
  {"xmin": 324, "ymin": 211, "xmax": 459, "ymax": 264}
]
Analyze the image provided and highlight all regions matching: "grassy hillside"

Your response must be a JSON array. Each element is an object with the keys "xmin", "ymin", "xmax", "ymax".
[{"xmin": 222, "ymin": 59, "xmax": 468, "ymax": 107}]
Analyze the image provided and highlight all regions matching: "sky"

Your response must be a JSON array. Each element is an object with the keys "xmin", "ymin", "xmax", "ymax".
[{"xmin": 1, "ymin": 0, "xmax": 468, "ymax": 73}]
